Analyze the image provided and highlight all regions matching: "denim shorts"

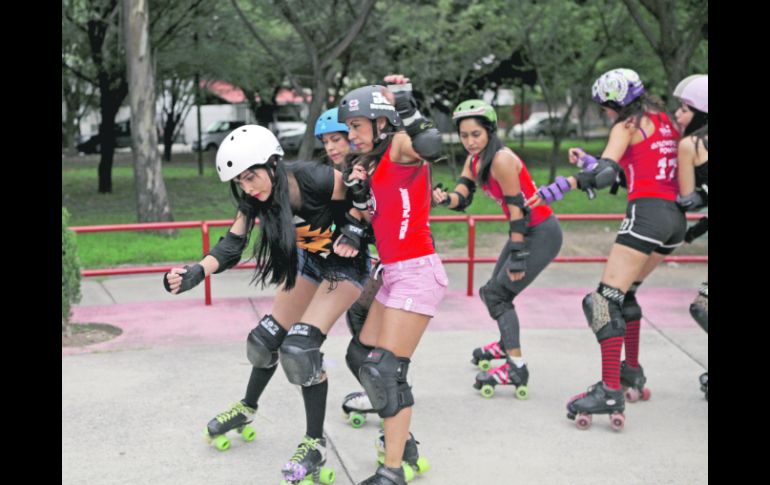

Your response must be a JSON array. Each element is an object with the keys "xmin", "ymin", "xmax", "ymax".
[
  {"xmin": 374, "ymin": 253, "xmax": 448, "ymax": 317},
  {"xmin": 297, "ymin": 248, "xmax": 371, "ymax": 290}
]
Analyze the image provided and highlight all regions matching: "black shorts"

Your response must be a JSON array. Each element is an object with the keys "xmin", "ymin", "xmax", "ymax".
[{"xmin": 615, "ymin": 198, "xmax": 686, "ymax": 255}]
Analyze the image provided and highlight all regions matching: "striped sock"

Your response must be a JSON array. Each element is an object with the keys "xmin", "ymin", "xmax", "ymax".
[
  {"xmin": 601, "ymin": 336, "xmax": 624, "ymax": 390},
  {"xmin": 624, "ymin": 319, "xmax": 641, "ymax": 368}
]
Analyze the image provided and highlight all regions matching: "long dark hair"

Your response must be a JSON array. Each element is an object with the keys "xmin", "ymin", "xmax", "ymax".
[
  {"xmin": 683, "ymin": 106, "xmax": 708, "ymax": 154},
  {"xmin": 456, "ymin": 116, "xmax": 503, "ymax": 185},
  {"xmin": 609, "ymin": 93, "xmax": 666, "ymax": 129},
  {"xmin": 230, "ymin": 156, "xmax": 298, "ymax": 290}
]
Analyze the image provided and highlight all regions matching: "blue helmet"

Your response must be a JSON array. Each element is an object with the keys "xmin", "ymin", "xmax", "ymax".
[{"xmin": 314, "ymin": 108, "xmax": 349, "ymax": 140}]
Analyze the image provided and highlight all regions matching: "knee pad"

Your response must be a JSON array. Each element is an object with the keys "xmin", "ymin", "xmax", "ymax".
[
  {"xmin": 622, "ymin": 282, "xmax": 643, "ymax": 322},
  {"xmin": 359, "ymin": 348, "xmax": 414, "ymax": 418},
  {"xmin": 582, "ymin": 284, "xmax": 626, "ymax": 342},
  {"xmin": 689, "ymin": 283, "xmax": 708, "ymax": 332},
  {"xmin": 622, "ymin": 294, "xmax": 642, "ymax": 322},
  {"xmin": 279, "ymin": 323, "xmax": 327, "ymax": 387},
  {"xmin": 346, "ymin": 300, "xmax": 369, "ymax": 337},
  {"xmin": 479, "ymin": 281, "xmax": 515, "ymax": 320},
  {"xmin": 346, "ymin": 336, "xmax": 374, "ymax": 384},
  {"xmin": 246, "ymin": 315, "xmax": 287, "ymax": 368}
]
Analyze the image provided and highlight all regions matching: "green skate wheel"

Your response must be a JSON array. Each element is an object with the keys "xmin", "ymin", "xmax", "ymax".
[
  {"xmin": 478, "ymin": 359, "xmax": 492, "ymax": 371},
  {"xmin": 480, "ymin": 384, "xmax": 495, "ymax": 398},
  {"xmin": 240, "ymin": 425, "xmax": 256, "ymax": 442},
  {"xmin": 213, "ymin": 434, "xmax": 230, "ymax": 451},
  {"xmin": 319, "ymin": 467, "xmax": 336, "ymax": 484},
  {"xmin": 349, "ymin": 412, "xmax": 366, "ymax": 428},
  {"xmin": 414, "ymin": 457, "xmax": 430, "ymax": 474},
  {"xmin": 298, "ymin": 478, "xmax": 313, "ymax": 485},
  {"xmin": 516, "ymin": 386, "xmax": 530, "ymax": 400},
  {"xmin": 402, "ymin": 463, "xmax": 415, "ymax": 482},
  {"xmin": 376, "ymin": 454, "xmax": 385, "ymax": 466}
]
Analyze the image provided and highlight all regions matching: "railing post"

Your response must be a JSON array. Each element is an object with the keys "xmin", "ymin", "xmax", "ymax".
[
  {"xmin": 202, "ymin": 222, "xmax": 212, "ymax": 306},
  {"xmin": 467, "ymin": 216, "xmax": 475, "ymax": 296}
]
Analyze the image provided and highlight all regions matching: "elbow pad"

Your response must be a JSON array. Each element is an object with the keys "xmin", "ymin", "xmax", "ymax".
[{"xmin": 208, "ymin": 231, "xmax": 248, "ymax": 273}]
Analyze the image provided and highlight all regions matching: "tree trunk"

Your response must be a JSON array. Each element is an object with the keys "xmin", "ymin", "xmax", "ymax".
[
  {"xmin": 298, "ymin": 75, "xmax": 328, "ymax": 161},
  {"xmin": 162, "ymin": 113, "xmax": 176, "ymax": 162},
  {"xmin": 97, "ymin": 82, "xmax": 127, "ymax": 194},
  {"xmin": 123, "ymin": 0, "xmax": 175, "ymax": 233}
]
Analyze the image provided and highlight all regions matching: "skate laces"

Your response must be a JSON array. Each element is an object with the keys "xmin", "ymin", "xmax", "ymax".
[
  {"xmin": 491, "ymin": 362, "xmax": 511, "ymax": 384},
  {"xmin": 291, "ymin": 436, "xmax": 320, "ymax": 463},
  {"xmin": 216, "ymin": 402, "xmax": 249, "ymax": 424},
  {"xmin": 482, "ymin": 341, "xmax": 505, "ymax": 357}
]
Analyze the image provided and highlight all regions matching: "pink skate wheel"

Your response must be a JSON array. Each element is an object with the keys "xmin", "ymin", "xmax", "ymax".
[
  {"xmin": 610, "ymin": 413, "xmax": 625, "ymax": 431},
  {"xmin": 641, "ymin": 388, "xmax": 651, "ymax": 401},
  {"xmin": 625, "ymin": 388, "xmax": 640, "ymax": 402},
  {"xmin": 575, "ymin": 414, "xmax": 592, "ymax": 430}
]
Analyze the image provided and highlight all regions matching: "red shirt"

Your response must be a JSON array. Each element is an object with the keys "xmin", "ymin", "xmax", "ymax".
[
  {"xmin": 471, "ymin": 151, "xmax": 553, "ymax": 226},
  {"xmin": 619, "ymin": 112, "xmax": 680, "ymax": 201},
  {"xmin": 368, "ymin": 145, "xmax": 435, "ymax": 264}
]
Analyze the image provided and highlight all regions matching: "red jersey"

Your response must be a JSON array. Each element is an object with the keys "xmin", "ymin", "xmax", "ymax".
[
  {"xmin": 368, "ymin": 145, "xmax": 435, "ymax": 264},
  {"xmin": 470, "ymin": 150, "xmax": 553, "ymax": 226},
  {"xmin": 619, "ymin": 112, "xmax": 680, "ymax": 201}
]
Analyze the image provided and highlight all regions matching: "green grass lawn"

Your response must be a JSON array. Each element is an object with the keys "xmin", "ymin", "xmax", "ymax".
[{"xmin": 61, "ymin": 141, "xmax": 635, "ymax": 268}]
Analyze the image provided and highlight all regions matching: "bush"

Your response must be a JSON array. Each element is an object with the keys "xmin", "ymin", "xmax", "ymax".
[{"xmin": 62, "ymin": 207, "xmax": 82, "ymax": 331}]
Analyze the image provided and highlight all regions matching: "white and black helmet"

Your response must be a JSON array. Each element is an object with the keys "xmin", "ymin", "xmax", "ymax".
[{"xmin": 215, "ymin": 125, "xmax": 284, "ymax": 182}]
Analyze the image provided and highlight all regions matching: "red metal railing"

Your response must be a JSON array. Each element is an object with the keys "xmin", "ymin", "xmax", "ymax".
[{"xmin": 70, "ymin": 213, "xmax": 707, "ymax": 304}]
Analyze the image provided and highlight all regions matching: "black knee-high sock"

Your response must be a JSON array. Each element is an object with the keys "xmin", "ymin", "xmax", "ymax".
[
  {"xmin": 302, "ymin": 380, "xmax": 328, "ymax": 439},
  {"xmin": 243, "ymin": 365, "xmax": 278, "ymax": 409}
]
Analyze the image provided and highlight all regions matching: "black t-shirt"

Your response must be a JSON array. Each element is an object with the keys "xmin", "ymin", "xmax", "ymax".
[{"xmin": 285, "ymin": 161, "xmax": 339, "ymax": 256}]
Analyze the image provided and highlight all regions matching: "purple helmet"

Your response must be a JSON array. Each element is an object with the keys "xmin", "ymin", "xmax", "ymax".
[
  {"xmin": 591, "ymin": 68, "xmax": 645, "ymax": 108},
  {"xmin": 674, "ymin": 74, "xmax": 708, "ymax": 114}
]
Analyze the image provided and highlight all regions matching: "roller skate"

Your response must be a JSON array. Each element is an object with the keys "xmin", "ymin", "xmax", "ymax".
[
  {"xmin": 375, "ymin": 431, "xmax": 429, "ymax": 482},
  {"xmin": 470, "ymin": 340, "xmax": 506, "ymax": 371},
  {"xmin": 473, "ymin": 357, "xmax": 529, "ymax": 399},
  {"xmin": 342, "ymin": 391, "xmax": 377, "ymax": 428},
  {"xmin": 700, "ymin": 372, "xmax": 708, "ymax": 400},
  {"xmin": 566, "ymin": 382, "xmax": 626, "ymax": 431},
  {"xmin": 358, "ymin": 465, "xmax": 408, "ymax": 485},
  {"xmin": 620, "ymin": 361, "xmax": 651, "ymax": 402},
  {"xmin": 203, "ymin": 400, "xmax": 256, "ymax": 451},
  {"xmin": 280, "ymin": 435, "xmax": 335, "ymax": 485}
]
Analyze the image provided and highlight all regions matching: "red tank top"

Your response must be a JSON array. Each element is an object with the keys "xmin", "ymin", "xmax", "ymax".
[
  {"xmin": 619, "ymin": 112, "xmax": 680, "ymax": 201},
  {"xmin": 368, "ymin": 145, "xmax": 435, "ymax": 264},
  {"xmin": 471, "ymin": 150, "xmax": 553, "ymax": 226}
]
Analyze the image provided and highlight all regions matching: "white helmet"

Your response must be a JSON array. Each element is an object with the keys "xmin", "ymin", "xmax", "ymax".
[
  {"xmin": 215, "ymin": 125, "xmax": 284, "ymax": 182},
  {"xmin": 591, "ymin": 68, "xmax": 645, "ymax": 108},
  {"xmin": 674, "ymin": 74, "xmax": 708, "ymax": 113}
]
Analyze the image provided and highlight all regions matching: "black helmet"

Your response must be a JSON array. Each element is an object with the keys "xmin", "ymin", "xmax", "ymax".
[{"xmin": 338, "ymin": 85, "xmax": 401, "ymax": 127}]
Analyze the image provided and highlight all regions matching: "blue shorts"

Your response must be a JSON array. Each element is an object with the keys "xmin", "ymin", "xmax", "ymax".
[{"xmin": 297, "ymin": 248, "xmax": 371, "ymax": 290}]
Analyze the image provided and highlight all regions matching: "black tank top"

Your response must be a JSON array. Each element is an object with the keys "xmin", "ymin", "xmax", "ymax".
[{"xmin": 694, "ymin": 161, "xmax": 708, "ymax": 207}]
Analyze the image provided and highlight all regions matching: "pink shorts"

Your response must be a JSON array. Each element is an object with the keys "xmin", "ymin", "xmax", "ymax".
[{"xmin": 374, "ymin": 253, "xmax": 448, "ymax": 317}]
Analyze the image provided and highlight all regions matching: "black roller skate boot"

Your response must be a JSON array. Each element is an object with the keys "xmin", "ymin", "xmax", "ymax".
[
  {"xmin": 620, "ymin": 361, "xmax": 651, "ymax": 402},
  {"xmin": 375, "ymin": 430, "xmax": 429, "ymax": 481},
  {"xmin": 470, "ymin": 340, "xmax": 506, "ymax": 371},
  {"xmin": 473, "ymin": 357, "xmax": 529, "ymax": 399},
  {"xmin": 203, "ymin": 400, "xmax": 256, "ymax": 451},
  {"xmin": 280, "ymin": 435, "xmax": 335, "ymax": 485},
  {"xmin": 566, "ymin": 382, "xmax": 626, "ymax": 431},
  {"xmin": 358, "ymin": 465, "xmax": 408, "ymax": 485}
]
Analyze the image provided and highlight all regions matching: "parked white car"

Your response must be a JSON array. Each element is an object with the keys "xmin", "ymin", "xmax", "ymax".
[{"xmin": 193, "ymin": 120, "xmax": 246, "ymax": 151}]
